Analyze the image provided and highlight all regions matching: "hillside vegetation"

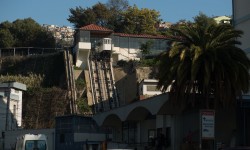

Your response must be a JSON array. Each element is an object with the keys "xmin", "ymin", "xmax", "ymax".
[{"xmin": 0, "ymin": 52, "xmax": 70, "ymax": 129}]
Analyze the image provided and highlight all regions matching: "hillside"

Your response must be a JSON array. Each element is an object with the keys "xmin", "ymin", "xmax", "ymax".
[{"xmin": 0, "ymin": 52, "xmax": 70, "ymax": 129}]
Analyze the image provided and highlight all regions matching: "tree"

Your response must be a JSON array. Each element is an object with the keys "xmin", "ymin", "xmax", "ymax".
[
  {"xmin": 92, "ymin": 2, "xmax": 111, "ymax": 27},
  {"xmin": 120, "ymin": 5, "xmax": 161, "ymax": 34},
  {"xmin": 0, "ymin": 18, "xmax": 55, "ymax": 48},
  {"xmin": 0, "ymin": 21, "xmax": 15, "ymax": 48},
  {"xmin": 106, "ymin": 0, "xmax": 129, "ymax": 12},
  {"xmin": 68, "ymin": 6, "xmax": 96, "ymax": 28},
  {"xmin": 0, "ymin": 29, "xmax": 14, "ymax": 48},
  {"xmin": 33, "ymin": 29, "xmax": 55, "ymax": 48},
  {"xmin": 105, "ymin": 0, "xmax": 129, "ymax": 31},
  {"xmin": 157, "ymin": 14, "xmax": 250, "ymax": 109},
  {"xmin": 68, "ymin": 4, "xmax": 108, "ymax": 28},
  {"xmin": 67, "ymin": 1, "xmax": 161, "ymax": 34}
]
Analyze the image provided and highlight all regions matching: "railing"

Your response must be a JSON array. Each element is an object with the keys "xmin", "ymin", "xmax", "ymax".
[
  {"xmin": 0, "ymin": 47, "xmax": 64, "ymax": 57},
  {"xmin": 107, "ymin": 141, "xmax": 151, "ymax": 150}
]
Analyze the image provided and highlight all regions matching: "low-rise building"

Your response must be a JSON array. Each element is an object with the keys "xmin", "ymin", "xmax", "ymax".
[
  {"xmin": 73, "ymin": 24, "xmax": 172, "ymax": 113},
  {"xmin": 139, "ymin": 79, "xmax": 163, "ymax": 100},
  {"xmin": 213, "ymin": 15, "xmax": 231, "ymax": 24},
  {"xmin": 0, "ymin": 82, "xmax": 26, "ymax": 131},
  {"xmin": 55, "ymin": 115, "xmax": 107, "ymax": 150}
]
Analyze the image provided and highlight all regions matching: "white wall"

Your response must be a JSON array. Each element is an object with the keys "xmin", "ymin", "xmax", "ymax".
[
  {"xmin": 76, "ymin": 50, "xmax": 90, "ymax": 69},
  {"xmin": 0, "ymin": 89, "xmax": 23, "ymax": 132},
  {"xmin": 113, "ymin": 47, "xmax": 140, "ymax": 62}
]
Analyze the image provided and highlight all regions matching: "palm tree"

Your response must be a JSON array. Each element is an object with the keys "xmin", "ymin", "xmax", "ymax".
[{"xmin": 157, "ymin": 14, "xmax": 250, "ymax": 109}]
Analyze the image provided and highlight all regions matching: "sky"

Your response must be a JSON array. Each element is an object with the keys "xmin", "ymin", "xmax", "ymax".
[{"xmin": 0, "ymin": 0, "xmax": 232, "ymax": 28}]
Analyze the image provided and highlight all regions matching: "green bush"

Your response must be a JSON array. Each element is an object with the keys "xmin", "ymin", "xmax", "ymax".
[
  {"xmin": 77, "ymin": 97, "xmax": 92, "ymax": 114},
  {"xmin": 0, "ymin": 73, "xmax": 44, "ymax": 88},
  {"xmin": 75, "ymin": 78, "xmax": 85, "ymax": 90}
]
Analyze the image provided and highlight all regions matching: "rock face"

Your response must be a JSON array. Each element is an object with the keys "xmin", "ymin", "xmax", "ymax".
[{"xmin": 113, "ymin": 66, "xmax": 154, "ymax": 105}]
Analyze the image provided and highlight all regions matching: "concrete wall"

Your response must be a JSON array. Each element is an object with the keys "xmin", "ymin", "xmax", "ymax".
[
  {"xmin": 76, "ymin": 50, "xmax": 90, "ymax": 69},
  {"xmin": 112, "ymin": 47, "xmax": 140, "ymax": 62},
  {"xmin": 0, "ymin": 88, "xmax": 24, "ymax": 132},
  {"xmin": 172, "ymin": 109, "xmax": 237, "ymax": 149},
  {"xmin": 113, "ymin": 67, "xmax": 154, "ymax": 105},
  {"xmin": 74, "ymin": 133, "xmax": 106, "ymax": 142},
  {"xmin": 139, "ymin": 119, "xmax": 156, "ymax": 143},
  {"xmin": 113, "ymin": 68, "xmax": 138, "ymax": 105},
  {"xmin": 233, "ymin": 0, "xmax": 250, "ymax": 51}
]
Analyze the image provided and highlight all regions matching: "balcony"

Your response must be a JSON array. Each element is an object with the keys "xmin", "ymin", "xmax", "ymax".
[
  {"xmin": 100, "ymin": 43, "xmax": 111, "ymax": 51},
  {"xmin": 75, "ymin": 42, "xmax": 91, "ymax": 51},
  {"xmin": 99, "ymin": 38, "xmax": 112, "ymax": 51}
]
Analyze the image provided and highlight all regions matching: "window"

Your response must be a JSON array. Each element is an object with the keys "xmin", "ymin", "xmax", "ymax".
[
  {"xmin": 112, "ymin": 36, "xmax": 119, "ymax": 47},
  {"xmin": 147, "ymin": 85, "xmax": 158, "ymax": 91},
  {"xmin": 129, "ymin": 38, "xmax": 140, "ymax": 49},
  {"xmin": 60, "ymin": 134, "xmax": 65, "ymax": 143},
  {"xmin": 119, "ymin": 37, "xmax": 129, "ymax": 48},
  {"xmin": 148, "ymin": 129, "xmax": 156, "ymax": 139},
  {"xmin": 122, "ymin": 121, "xmax": 137, "ymax": 144},
  {"xmin": 13, "ymin": 105, "xmax": 16, "ymax": 118},
  {"xmin": 103, "ymin": 38, "xmax": 111, "ymax": 44},
  {"xmin": 25, "ymin": 140, "xmax": 46, "ymax": 150},
  {"xmin": 79, "ymin": 31, "xmax": 90, "ymax": 42}
]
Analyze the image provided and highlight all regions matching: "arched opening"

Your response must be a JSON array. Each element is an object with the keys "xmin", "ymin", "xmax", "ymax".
[{"xmin": 126, "ymin": 106, "xmax": 153, "ymax": 121}]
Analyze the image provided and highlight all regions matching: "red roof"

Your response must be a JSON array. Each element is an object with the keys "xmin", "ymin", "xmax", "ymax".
[
  {"xmin": 79, "ymin": 24, "xmax": 113, "ymax": 32},
  {"xmin": 79, "ymin": 24, "xmax": 176, "ymax": 40}
]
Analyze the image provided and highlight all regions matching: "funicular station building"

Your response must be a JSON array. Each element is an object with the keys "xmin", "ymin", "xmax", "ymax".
[{"xmin": 73, "ymin": 24, "xmax": 237, "ymax": 150}]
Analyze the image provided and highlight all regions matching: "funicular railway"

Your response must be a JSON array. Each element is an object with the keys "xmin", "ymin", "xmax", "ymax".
[
  {"xmin": 74, "ymin": 24, "xmax": 120, "ymax": 113},
  {"xmin": 88, "ymin": 38, "xmax": 119, "ymax": 113}
]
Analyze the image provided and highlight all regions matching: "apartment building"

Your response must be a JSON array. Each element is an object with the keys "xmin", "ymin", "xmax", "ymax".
[
  {"xmin": 233, "ymin": 0, "xmax": 250, "ymax": 146},
  {"xmin": 43, "ymin": 24, "xmax": 74, "ymax": 47}
]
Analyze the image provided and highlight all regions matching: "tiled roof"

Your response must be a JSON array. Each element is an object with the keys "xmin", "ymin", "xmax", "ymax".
[
  {"xmin": 114, "ymin": 33, "xmax": 173, "ymax": 39},
  {"xmin": 79, "ymin": 24, "xmax": 177, "ymax": 40},
  {"xmin": 79, "ymin": 24, "xmax": 113, "ymax": 32}
]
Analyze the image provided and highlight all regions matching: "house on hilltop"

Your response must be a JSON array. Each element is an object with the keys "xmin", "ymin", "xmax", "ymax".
[{"xmin": 213, "ymin": 15, "xmax": 231, "ymax": 24}]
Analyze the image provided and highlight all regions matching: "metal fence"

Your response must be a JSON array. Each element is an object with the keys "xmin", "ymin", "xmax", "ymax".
[{"xmin": 0, "ymin": 47, "xmax": 64, "ymax": 57}]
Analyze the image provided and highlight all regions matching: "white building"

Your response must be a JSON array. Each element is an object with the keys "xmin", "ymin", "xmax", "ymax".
[
  {"xmin": 73, "ymin": 24, "xmax": 171, "ymax": 113},
  {"xmin": 0, "ymin": 82, "xmax": 26, "ymax": 131},
  {"xmin": 138, "ymin": 79, "xmax": 163, "ymax": 100},
  {"xmin": 213, "ymin": 16, "xmax": 231, "ymax": 24},
  {"xmin": 74, "ymin": 24, "xmax": 170, "ymax": 68}
]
